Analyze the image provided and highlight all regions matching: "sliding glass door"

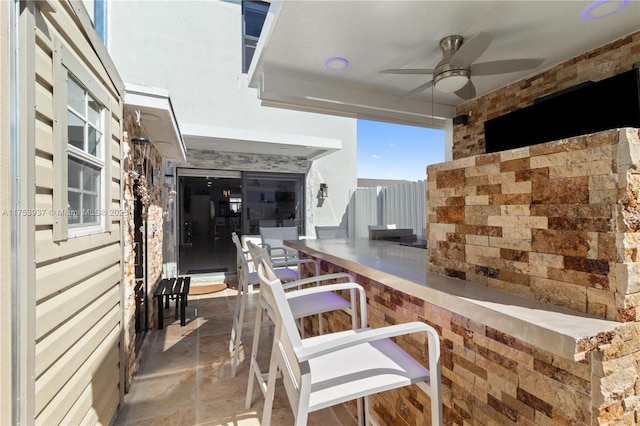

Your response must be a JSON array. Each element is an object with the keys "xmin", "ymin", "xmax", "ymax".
[{"xmin": 242, "ymin": 172, "xmax": 305, "ymax": 235}]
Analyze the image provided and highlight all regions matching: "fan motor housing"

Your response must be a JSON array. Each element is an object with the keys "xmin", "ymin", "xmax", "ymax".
[
  {"xmin": 440, "ymin": 35, "xmax": 463, "ymax": 55},
  {"xmin": 434, "ymin": 35, "xmax": 470, "ymax": 80}
]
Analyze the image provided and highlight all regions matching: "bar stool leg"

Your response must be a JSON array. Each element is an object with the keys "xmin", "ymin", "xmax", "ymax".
[
  {"xmin": 245, "ymin": 302, "xmax": 266, "ymax": 409},
  {"xmin": 229, "ymin": 277, "xmax": 243, "ymax": 352},
  {"xmin": 230, "ymin": 275, "xmax": 249, "ymax": 377}
]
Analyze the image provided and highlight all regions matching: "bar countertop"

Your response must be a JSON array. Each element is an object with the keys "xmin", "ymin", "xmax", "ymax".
[{"xmin": 286, "ymin": 238, "xmax": 621, "ymax": 360}]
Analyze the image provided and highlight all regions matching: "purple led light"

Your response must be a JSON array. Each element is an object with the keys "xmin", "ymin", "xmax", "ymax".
[
  {"xmin": 582, "ymin": 0, "xmax": 628, "ymax": 20},
  {"xmin": 324, "ymin": 57, "xmax": 349, "ymax": 71}
]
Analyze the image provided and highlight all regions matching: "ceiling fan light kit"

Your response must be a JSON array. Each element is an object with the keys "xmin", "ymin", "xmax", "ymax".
[
  {"xmin": 432, "ymin": 35, "xmax": 471, "ymax": 92},
  {"xmin": 433, "ymin": 69, "xmax": 470, "ymax": 92}
]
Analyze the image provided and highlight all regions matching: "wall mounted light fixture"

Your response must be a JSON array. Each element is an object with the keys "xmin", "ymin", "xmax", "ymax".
[{"xmin": 320, "ymin": 183, "xmax": 328, "ymax": 199}]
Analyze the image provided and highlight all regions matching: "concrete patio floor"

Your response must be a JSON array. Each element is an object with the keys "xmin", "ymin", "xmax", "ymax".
[{"xmin": 114, "ymin": 284, "xmax": 357, "ymax": 425}]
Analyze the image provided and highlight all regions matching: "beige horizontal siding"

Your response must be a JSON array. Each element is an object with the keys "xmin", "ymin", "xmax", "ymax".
[
  {"xmin": 35, "ymin": 118, "xmax": 54, "ymax": 155},
  {"xmin": 35, "ymin": 322, "xmax": 120, "ymax": 424},
  {"xmin": 110, "ymin": 180, "xmax": 122, "ymax": 202},
  {"xmin": 111, "ymin": 153, "xmax": 122, "ymax": 180},
  {"xmin": 35, "ymin": 79, "xmax": 53, "ymax": 122},
  {"xmin": 63, "ymin": 370, "xmax": 120, "ymax": 425},
  {"xmin": 35, "ymin": 154, "xmax": 53, "ymax": 190},
  {"xmin": 36, "ymin": 242, "xmax": 120, "ymax": 301},
  {"xmin": 35, "ymin": 42, "xmax": 53, "ymax": 88},
  {"xmin": 35, "ymin": 264, "xmax": 120, "ymax": 345},
  {"xmin": 31, "ymin": 3, "xmax": 123, "ymax": 425},
  {"xmin": 35, "ymin": 192, "xmax": 53, "ymax": 227},
  {"xmin": 77, "ymin": 352, "xmax": 120, "ymax": 425},
  {"xmin": 35, "ymin": 224, "xmax": 120, "ymax": 263},
  {"xmin": 35, "ymin": 286, "xmax": 118, "ymax": 383},
  {"xmin": 54, "ymin": 1, "xmax": 120, "ymax": 100},
  {"xmin": 110, "ymin": 118, "xmax": 122, "ymax": 150}
]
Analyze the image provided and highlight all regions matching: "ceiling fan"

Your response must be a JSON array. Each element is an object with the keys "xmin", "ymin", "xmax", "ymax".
[{"xmin": 381, "ymin": 32, "xmax": 544, "ymax": 100}]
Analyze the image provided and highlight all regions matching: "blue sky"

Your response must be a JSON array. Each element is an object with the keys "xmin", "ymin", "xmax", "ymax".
[{"xmin": 357, "ymin": 119, "xmax": 445, "ymax": 182}]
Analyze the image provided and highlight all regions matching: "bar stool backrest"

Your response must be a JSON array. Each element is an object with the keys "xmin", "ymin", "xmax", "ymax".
[{"xmin": 315, "ymin": 225, "xmax": 348, "ymax": 239}]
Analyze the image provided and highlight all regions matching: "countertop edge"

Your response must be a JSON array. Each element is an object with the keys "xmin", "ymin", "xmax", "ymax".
[{"xmin": 286, "ymin": 238, "xmax": 621, "ymax": 360}]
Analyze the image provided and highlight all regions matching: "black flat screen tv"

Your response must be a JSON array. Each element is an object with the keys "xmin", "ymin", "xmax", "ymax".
[{"xmin": 484, "ymin": 68, "xmax": 640, "ymax": 153}]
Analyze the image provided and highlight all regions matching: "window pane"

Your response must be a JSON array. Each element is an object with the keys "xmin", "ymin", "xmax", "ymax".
[
  {"xmin": 244, "ymin": 9, "xmax": 266, "ymax": 37},
  {"xmin": 244, "ymin": 173, "xmax": 304, "ymax": 234},
  {"xmin": 67, "ymin": 77, "xmax": 84, "ymax": 114},
  {"xmin": 243, "ymin": 2, "xmax": 268, "ymax": 38},
  {"xmin": 68, "ymin": 191, "xmax": 80, "ymax": 224},
  {"xmin": 88, "ymin": 127, "xmax": 101, "ymax": 157},
  {"xmin": 243, "ymin": 45, "xmax": 256, "ymax": 73},
  {"xmin": 66, "ymin": 71, "xmax": 105, "ymax": 232},
  {"xmin": 68, "ymin": 112, "xmax": 84, "ymax": 149},
  {"xmin": 83, "ymin": 163, "xmax": 100, "ymax": 192},
  {"xmin": 83, "ymin": 194, "xmax": 99, "ymax": 224},
  {"xmin": 88, "ymin": 96, "xmax": 101, "ymax": 127},
  {"xmin": 68, "ymin": 157, "xmax": 82, "ymax": 190}
]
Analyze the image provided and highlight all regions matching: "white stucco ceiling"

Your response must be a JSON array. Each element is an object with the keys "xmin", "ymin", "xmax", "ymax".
[{"xmin": 249, "ymin": 0, "xmax": 640, "ymax": 127}]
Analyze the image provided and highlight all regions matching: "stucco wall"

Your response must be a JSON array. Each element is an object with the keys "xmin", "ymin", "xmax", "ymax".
[{"xmin": 107, "ymin": 0, "xmax": 358, "ymax": 231}]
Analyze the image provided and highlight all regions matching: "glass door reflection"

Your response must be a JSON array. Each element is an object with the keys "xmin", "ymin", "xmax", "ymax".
[{"xmin": 242, "ymin": 172, "xmax": 304, "ymax": 235}]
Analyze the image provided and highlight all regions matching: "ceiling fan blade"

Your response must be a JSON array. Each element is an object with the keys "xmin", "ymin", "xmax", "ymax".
[
  {"xmin": 470, "ymin": 58, "xmax": 544, "ymax": 75},
  {"xmin": 450, "ymin": 32, "xmax": 492, "ymax": 67},
  {"xmin": 397, "ymin": 80, "xmax": 434, "ymax": 101},
  {"xmin": 455, "ymin": 79, "xmax": 476, "ymax": 100},
  {"xmin": 380, "ymin": 68, "xmax": 435, "ymax": 75}
]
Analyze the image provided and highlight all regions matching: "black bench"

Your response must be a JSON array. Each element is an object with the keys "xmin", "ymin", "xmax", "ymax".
[{"xmin": 154, "ymin": 277, "xmax": 191, "ymax": 329}]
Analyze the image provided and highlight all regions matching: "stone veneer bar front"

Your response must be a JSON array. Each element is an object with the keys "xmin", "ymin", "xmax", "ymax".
[
  {"xmin": 429, "ymin": 128, "xmax": 640, "ymax": 323},
  {"xmin": 287, "ymin": 128, "xmax": 640, "ymax": 425}
]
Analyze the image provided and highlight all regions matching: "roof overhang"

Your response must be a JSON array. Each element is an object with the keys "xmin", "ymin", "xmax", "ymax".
[
  {"xmin": 256, "ymin": 72, "xmax": 453, "ymax": 129},
  {"xmin": 181, "ymin": 123, "xmax": 341, "ymax": 161},
  {"xmin": 246, "ymin": 0, "xmax": 640, "ymax": 127},
  {"xmin": 124, "ymin": 83, "xmax": 187, "ymax": 162}
]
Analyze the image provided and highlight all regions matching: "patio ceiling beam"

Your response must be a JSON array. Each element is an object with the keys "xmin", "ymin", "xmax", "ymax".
[{"xmin": 257, "ymin": 72, "xmax": 454, "ymax": 129}]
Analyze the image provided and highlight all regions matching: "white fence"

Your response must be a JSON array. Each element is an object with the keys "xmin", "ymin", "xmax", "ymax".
[{"xmin": 347, "ymin": 180, "xmax": 427, "ymax": 239}]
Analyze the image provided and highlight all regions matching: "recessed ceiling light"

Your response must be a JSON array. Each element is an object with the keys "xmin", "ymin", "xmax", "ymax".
[
  {"xmin": 324, "ymin": 57, "xmax": 349, "ymax": 71},
  {"xmin": 582, "ymin": 0, "xmax": 627, "ymax": 20}
]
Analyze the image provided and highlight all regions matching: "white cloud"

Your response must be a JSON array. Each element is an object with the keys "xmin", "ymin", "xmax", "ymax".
[{"xmin": 372, "ymin": 154, "xmax": 380, "ymax": 159}]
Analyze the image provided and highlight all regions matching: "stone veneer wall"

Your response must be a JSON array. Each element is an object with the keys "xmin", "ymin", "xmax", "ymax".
[
  {"xmin": 453, "ymin": 31, "xmax": 640, "ymax": 160},
  {"xmin": 428, "ymin": 128, "xmax": 640, "ymax": 322},
  {"xmin": 122, "ymin": 109, "xmax": 166, "ymax": 389},
  {"xmin": 185, "ymin": 149, "xmax": 311, "ymax": 173},
  {"xmin": 299, "ymin": 259, "xmax": 640, "ymax": 425}
]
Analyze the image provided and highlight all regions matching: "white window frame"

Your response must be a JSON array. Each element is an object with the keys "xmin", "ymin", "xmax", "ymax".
[
  {"xmin": 53, "ymin": 37, "xmax": 112, "ymax": 240},
  {"xmin": 67, "ymin": 75, "xmax": 105, "ymax": 233}
]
